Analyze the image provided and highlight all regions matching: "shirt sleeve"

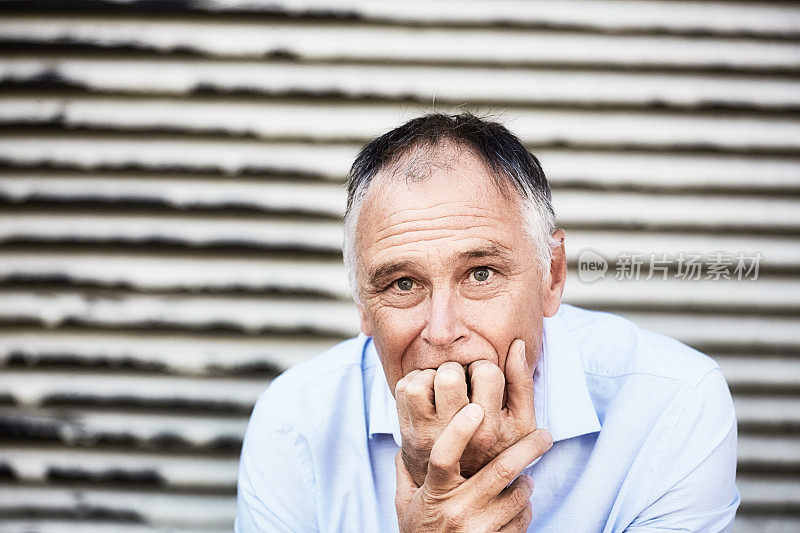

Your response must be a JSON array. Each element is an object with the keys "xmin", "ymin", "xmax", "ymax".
[
  {"xmin": 235, "ymin": 384, "xmax": 318, "ymax": 533},
  {"xmin": 625, "ymin": 368, "xmax": 741, "ymax": 532}
]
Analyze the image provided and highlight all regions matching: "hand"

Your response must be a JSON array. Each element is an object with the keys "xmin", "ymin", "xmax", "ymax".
[
  {"xmin": 395, "ymin": 402, "xmax": 553, "ymax": 532},
  {"xmin": 396, "ymin": 339, "xmax": 536, "ymax": 486}
]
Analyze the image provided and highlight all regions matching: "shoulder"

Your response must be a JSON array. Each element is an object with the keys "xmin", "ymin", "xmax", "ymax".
[
  {"xmin": 237, "ymin": 338, "xmax": 369, "ymax": 532},
  {"xmin": 252, "ymin": 335, "xmax": 370, "ymax": 430},
  {"xmin": 556, "ymin": 306, "xmax": 737, "ymax": 509},
  {"xmin": 558, "ymin": 303, "xmax": 719, "ymax": 387},
  {"xmin": 557, "ymin": 307, "xmax": 740, "ymax": 527},
  {"xmin": 555, "ymin": 304, "xmax": 734, "ymax": 434}
]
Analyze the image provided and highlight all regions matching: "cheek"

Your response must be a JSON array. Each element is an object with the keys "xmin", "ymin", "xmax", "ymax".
[
  {"xmin": 369, "ymin": 305, "xmax": 426, "ymax": 389},
  {"xmin": 462, "ymin": 298, "xmax": 517, "ymax": 357},
  {"xmin": 463, "ymin": 288, "xmax": 542, "ymax": 366}
]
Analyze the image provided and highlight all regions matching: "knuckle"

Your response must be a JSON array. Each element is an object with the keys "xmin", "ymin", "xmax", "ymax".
[
  {"xmin": 469, "ymin": 359, "xmax": 492, "ymax": 375},
  {"xmin": 404, "ymin": 380, "xmax": 428, "ymax": 399},
  {"xmin": 396, "ymin": 371, "xmax": 421, "ymax": 393},
  {"xmin": 441, "ymin": 504, "xmax": 465, "ymax": 529},
  {"xmin": 427, "ymin": 447, "xmax": 451, "ymax": 472},
  {"xmin": 471, "ymin": 360, "xmax": 504, "ymax": 383},
  {"xmin": 510, "ymin": 487, "xmax": 530, "ymax": 509},
  {"xmin": 436, "ymin": 368, "xmax": 464, "ymax": 389},
  {"xmin": 438, "ymin": 361, "xmax": 463, "ymax": 373},
  {"xmin": 491, "ymin": 459, "xmax": 515, "ymax": 482}
]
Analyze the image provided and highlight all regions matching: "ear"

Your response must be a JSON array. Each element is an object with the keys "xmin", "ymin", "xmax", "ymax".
[
  {"xmin": 542, "ymin": 229, "xmax": 567, "ymax": 318},
  {"xmin": 357, "ymin": 302, "xmax": 374, "ymax": 337}
]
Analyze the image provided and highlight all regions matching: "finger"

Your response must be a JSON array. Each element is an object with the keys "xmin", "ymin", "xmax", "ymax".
[
  {"xmin": 489, "ymin": 475, "xmax": 533, "ymax": 530},
  {"xmin": 395, "ymin": 370, "xmax": 422, "ymax": 430},
  {"xmin": 503, "ymin": 339, "xmax": 535, "ymax": 425},
  {"xmin": 395, "ymin": 369, "xmax": 422, "ymax": 398},
  {"xmin": 468, "ymin": 360, "xmax": 504, "ymax": 418},
  {"xmin": 468, "ymin": 429, "xmax": 553, "ymax": 504},
  {"xmin": 426, "ymin": 403, "xmax": 484, "ymax": 491},
  {"xmin": 394, "ymin": 449, "xmax": 418, "ymax": 513},
  {"xmin": 434, "ymin": 362, "xmax": 468, "ymax": 422},
  {"xmin": 498, "ymin": 500, "xmax": 533, "ymax": 533},
  {"xmin": 404, "ymin": 369, "xmax": 437, "ymax": 425}
]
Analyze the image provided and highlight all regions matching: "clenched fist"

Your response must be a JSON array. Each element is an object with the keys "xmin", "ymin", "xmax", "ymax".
[
  {"xmin": 395, "ymin": 401, "xmax": 553, "ymax": 532},
  {"xmin": 395, "ymin": 339, "xmax": 538, "ymax": 487}
]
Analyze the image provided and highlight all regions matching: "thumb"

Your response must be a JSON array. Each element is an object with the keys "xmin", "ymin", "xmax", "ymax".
[
  {"xmin": 394, "ymin": 449, "xmax": 418, "ymax": 513},
  {"xmin": 503, "ymin": 339, "xmax": 535, "ymax": 425}
]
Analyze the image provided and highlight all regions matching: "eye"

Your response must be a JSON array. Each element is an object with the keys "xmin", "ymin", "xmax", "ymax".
[
  {"xmin": 471, "ymin": 267, "xmax": 493, "ymax": 282},
  {"xmin": 394, "ymin": 277, "xmax": 414, "ymax": 291}
]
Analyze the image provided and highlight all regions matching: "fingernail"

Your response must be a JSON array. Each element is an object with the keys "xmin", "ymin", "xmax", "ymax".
[
  {"xmin": 464, "ymin": 403, "xmax": 483, "ymax": 421},
  {"xmin": 518, "ymin": 340, "xmax": 526, "ymax": 365},
  {"xmin": 541, "ymin": 429, "xmax": 553, "ymax": 448}
]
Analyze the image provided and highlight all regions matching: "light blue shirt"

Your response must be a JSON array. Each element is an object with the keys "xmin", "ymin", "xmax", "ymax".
[{"xmin": 236, "ymin": 304, "xmax": 740, "ymax": 532}]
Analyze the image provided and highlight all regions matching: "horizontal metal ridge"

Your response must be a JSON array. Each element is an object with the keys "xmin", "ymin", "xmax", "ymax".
[
  {"xmin": 3, "ymin": 138, "xmax": 798, "ymax": 190},
  {"xmin": 1, "ymin": 18, "xmax": 799, "ymax": 70},
  {"xmin": 3, "ymin": 59, "xmax": 800, "ymax": 109},
  {"xmin": 3, "ymin": 98, "xmax": 800, "ymax": 151}
]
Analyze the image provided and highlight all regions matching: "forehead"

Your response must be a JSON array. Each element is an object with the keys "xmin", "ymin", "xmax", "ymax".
[{"xmin": 356, "ymin": 147, "xmax": 530, "ymax": 269}]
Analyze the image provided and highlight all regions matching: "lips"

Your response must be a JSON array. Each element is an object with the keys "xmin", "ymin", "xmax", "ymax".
[{"xmin": 410, "ymin": 354, "xmax": 495, "ymax": 371}]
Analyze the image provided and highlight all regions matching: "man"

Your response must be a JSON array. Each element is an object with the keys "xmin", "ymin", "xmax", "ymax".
[{"xmin": 236, "ymin": 113, "xmax": 740, "ymax": 532}]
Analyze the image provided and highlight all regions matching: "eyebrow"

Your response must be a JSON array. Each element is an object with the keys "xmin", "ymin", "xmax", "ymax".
[
  {"xmin": 367, "ymin": 260, "xmax": 420, "ymax": 288},
  {"xmin": 366, "ymin": 244, "xmax": 514, "ymax": 288}
]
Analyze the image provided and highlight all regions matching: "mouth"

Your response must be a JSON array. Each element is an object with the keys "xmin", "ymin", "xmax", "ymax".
[{"xmin": 405, "ymin": 357, "xmax": 495, "ymax": 398}]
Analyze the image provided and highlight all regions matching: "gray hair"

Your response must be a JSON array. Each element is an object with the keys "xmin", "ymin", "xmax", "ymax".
[{"xmin": 342, "ymin": 113, "xmax": 558, "ymax": 303}]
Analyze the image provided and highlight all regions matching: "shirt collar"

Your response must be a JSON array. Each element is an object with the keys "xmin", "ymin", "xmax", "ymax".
[
  {"xmin": 365, "ymin": 337, "xmax": 403, "ymax": 446},
  {"xmin": 365, "ymin": 306, "xmax": 600, "ymax": 446},
  {"xmin": 539, "ymin": 307, "xmax": 601, "ymax": 442}
]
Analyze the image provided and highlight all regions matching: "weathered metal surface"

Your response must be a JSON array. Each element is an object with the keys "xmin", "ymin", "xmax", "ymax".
[
  {"xmin": 4, "ymin": 98, "xmax": 800, "ymax": 151},
  {"xmin": 0, "ymin": 329, "xmax": 340, "ymax": 375},
  {"xmin": 1, "ymin": 1, "xmax": 798, "ymax": 529},
  {"xmin": 4, "ymin": 58, "xmax": 800, "ymax": 108},
  {"xmin": 3, "ymin": 177, "xmax": 800, "ymax": 231},
  {"xmin": 2, "ymin": 140, "xmax": 799, "ymax": 190},
  {"xmin": 3, "ymin": 18, "xmax": 800, "ymax": 68}
]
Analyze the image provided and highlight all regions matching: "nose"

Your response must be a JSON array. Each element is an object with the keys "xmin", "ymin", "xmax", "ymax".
[{"xmin": 420, "ymin": 289, "xmax": 467, "ymax": 348}]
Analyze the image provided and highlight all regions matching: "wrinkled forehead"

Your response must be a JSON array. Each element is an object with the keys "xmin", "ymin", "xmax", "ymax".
[{"xmin": 355, "ymin": 146, "xmax": 528, "ymax": 257}]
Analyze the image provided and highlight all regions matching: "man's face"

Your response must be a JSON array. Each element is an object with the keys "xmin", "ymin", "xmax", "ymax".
[{"xmin": 355, "ymin": 146, "xmax": 566, "ymax": 393}]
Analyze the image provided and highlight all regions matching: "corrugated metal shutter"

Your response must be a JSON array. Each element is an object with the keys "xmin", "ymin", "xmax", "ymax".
[{"xmin": 0, "ymin": 1, "xmax": 798, "ymax": 531}]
